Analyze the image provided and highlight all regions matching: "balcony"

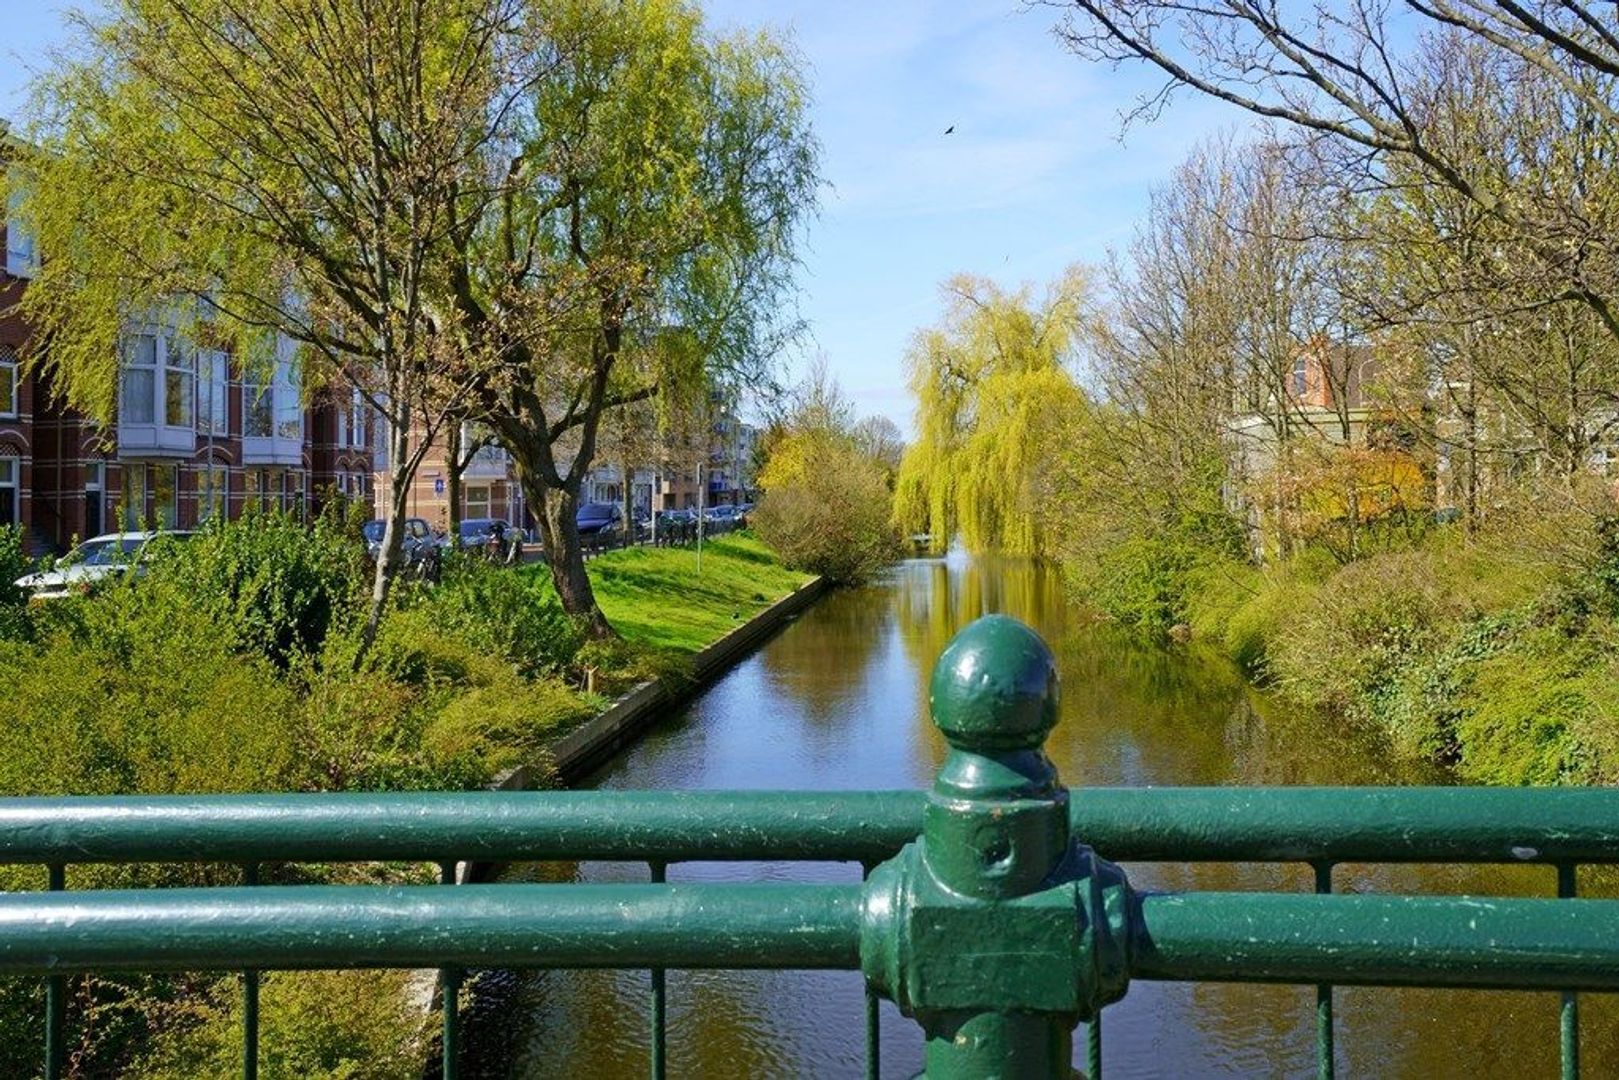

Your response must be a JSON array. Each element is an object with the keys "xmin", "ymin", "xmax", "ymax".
[{"xmin": 116, "ymin": 421, "xmax": 194, "ymax": 458}]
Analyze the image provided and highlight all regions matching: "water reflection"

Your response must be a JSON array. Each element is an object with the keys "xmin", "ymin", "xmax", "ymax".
[{"xmin": 501, "ymin": 556, "xmax": 1618, "ymax": 1077}]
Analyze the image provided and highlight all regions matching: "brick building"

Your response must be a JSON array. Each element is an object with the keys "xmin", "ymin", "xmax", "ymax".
[{"xmin": 1, "ymin": 190, "xmax": 374, "ymax": 555}]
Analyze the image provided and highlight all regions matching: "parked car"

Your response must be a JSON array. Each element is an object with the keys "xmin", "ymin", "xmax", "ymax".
[
  {"xmin": 16, "ymin": 531, "xmax": 193, "ymax": 600},
  {"xmin": 361, "ymin": 517, "xmax": 445, "ymax": 574},
  {"xmin": 575, "ymin": 502, "xmax": 624, "ymax": 537}
]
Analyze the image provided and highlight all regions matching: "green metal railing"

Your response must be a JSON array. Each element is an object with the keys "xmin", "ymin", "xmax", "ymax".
[{"xmin": 7, "ymin": 615, "xmax": 1619, "ymax": 1078}]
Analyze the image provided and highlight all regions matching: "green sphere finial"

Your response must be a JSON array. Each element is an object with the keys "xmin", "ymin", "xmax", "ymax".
[{"xmin": 928, "ymin": 615, "xmax": 1059, "ymax": 753}]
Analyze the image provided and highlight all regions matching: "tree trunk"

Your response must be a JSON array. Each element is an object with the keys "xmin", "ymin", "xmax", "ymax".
[
  {"xmin": 447, "ymin": 419, "xmax": 463, "ymax": 547},
  {"xmin": 356, "ymin": 418, "xmax": 414, "ymax": 668},
  {"xmin": 622, "ymin": 460, "xmax": 633, "ymax": 550},
  {"xmin": 521, "ymin": 468, "xmax": 616, "ymax": 639}
]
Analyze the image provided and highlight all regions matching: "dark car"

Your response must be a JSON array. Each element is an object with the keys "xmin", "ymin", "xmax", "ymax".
[
  {"xmin": 458, "ymin": 518, "xmax": 511, "ymax": 547},
  {"xmin": 361, "ymin": 517, "xmax": 443, "ymax": 564},
  {"xmin": 575, "ymin": 502, "xmax": 624, "ymax": 536}
]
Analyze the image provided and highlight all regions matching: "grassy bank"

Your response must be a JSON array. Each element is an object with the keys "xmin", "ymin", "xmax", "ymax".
[
  {"xmin": 0, "ymin": 519, "xmax": 808, "ymax": 1078},
  {"xmin": 1077, "ymin": 508, "xmax": 1619, "ymax": 786},
  {"xmin": 555, "ymin": 532, "xmax": 814, "ymax": 654}
]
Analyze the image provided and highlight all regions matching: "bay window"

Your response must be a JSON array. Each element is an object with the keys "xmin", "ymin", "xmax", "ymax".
[{"xmin": 119, "ymin": 333, "xmax": 195, "ymax": 454}]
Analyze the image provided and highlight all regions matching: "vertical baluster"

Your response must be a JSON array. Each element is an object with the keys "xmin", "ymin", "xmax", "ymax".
[
  {"xmin": 44, "ymin": 863, "xmax": 65, "ymax": 1080},
  {"xmin": 440, "ymin": 861, "xmax": 461, "ymax": 1080},
  {"xmin": 649, "ymin": 861, "xmax": 667, "ymax": 1080},
  {"xmin": 1086, "ymin": 1011, "xmax": 1101, "ymax": 1079},
  {"xmin": 243, "ymin": 863, "xmax": 260, "ymax": 1080},
  {"xmin": 1313, "ymin": 861, "xmax": 1334, "ymax": 1080},
  {"xmin": 861, "ymin": 860, "xmax": 880, "ymax": 1080},
  {"xmin": 1559, "ymin": 863, "xmax": 1579, "ymax": 1080}
]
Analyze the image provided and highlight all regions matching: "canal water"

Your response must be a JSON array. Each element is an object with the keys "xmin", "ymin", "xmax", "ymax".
[{"xmin": 496, "ymin": 556, "xmax": 1618, "ymax": 1077}]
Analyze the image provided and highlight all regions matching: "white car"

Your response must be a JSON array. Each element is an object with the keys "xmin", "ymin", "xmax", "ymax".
[{"xmin": 15, "ymin": 531, "xmax": 193, "ymax": 600}]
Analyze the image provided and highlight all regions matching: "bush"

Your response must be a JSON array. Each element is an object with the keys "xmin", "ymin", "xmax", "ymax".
[
  {"xmin": 144, "ymin": 509, "xmax": 368, "ymax": 668},
  {"xmin": 404, "ymin": 554, "xmax": 579, "ymax": 678},
  {"xmin": 753, "ymin": 430, "xmax": 899, "ymax": 585},
  {"xmin": 136, "ymin": 971, "xmax": 426, "ymax": 1080}
]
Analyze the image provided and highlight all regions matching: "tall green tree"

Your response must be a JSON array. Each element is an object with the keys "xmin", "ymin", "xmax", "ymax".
[
  {"xmin": 894, "ymin": 269, "xmax": 1087, "ymax": 557},
  {"xmin": 444, "ymin": 0, "xmax": 818, "ymax": 638},
  {"xmin": 11, "ymin": 0, "xmax": 518, "ymax": 658}
]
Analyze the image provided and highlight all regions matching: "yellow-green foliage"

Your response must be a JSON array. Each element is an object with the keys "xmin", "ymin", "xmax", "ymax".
[
  {"xmin": 894, "ymin": 269, "xmax": 1087, "ymax": 557},
  {"xmin": 136, "ymin": 971, "xmax": 425, "ymax": 1080},
  {"xmin": 1179, "ymin": 511, "xmax": 1619, "ymax": 785},
  {"xmin": 755, "ymin": 427, "xmax": 898, "ymax": 584}
]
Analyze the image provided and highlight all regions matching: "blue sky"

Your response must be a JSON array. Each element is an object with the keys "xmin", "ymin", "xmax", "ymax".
[{"xmin": 2, "ymin": 1, "xmax": 1243, "ymax": 432}]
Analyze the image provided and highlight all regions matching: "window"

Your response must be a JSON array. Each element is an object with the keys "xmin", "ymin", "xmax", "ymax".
[
  {"xmin": 0, "ymin": 345, "xmax": 17, "ymax": 418},
  {"xmin": 121, "ymin": 464, "xmax": 147, "ymax": 530},
  {"xmin": 0, "ymin": 458, "xmax": 16, "ymax": 525},
  {"xmin": 121, "ymin": 334, "xmax": 195, "ymax": 431},
  {"xmin": 84, "ymin": 462, "xmax": 104, "ymax": 539},
  {"xmin": 151, "ymin": 464, "xmax": 178, "ymax": 529},
  {"xmin": 5, "ymin": 173, "xmax": 35, "ymax": 279},
  {"xmin": 244, "ymin": 375, "xmax": 273, "ymax": 438},
  {"xmin": 337, "ymin": 389, "xmax": 369, "ymax": 449},
  {"xmin": 466, "ymin": 484, "xmax": 491, "ymax": 520},
  {"xmin": 163, "ymin": 341, "xmax": 193, "ymax": 428},
  {"xmin": 122, "ymin": 336, "xmax": 158, "ymax": 425},
  {"xmin": 275, "ymin": 366, "xmax": 302, "ymax": 441},
  {"xmin": 199, "ymin": 464, "xmax": 228, "ymax": 522},
  {"xmin": 197, "ymin": 350, "xmax": 229, "ymax": 435},
  {"xmin": 1292, "ymin": 355, "xmax": 1309, "ymax": 398},
  {"xmin": 283, "ymin": 471, "xmax": 305, "ymax": 517}
]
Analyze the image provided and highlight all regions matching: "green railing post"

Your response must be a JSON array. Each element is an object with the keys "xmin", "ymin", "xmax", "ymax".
[
  {"xmin": 44, "ymin": 862, "xmax": 65, "ymax": 1080},
  {"xmin": 862, "ymin": 615, "xmax": 1130, "ymax": 1079},
  {"xmin": 242, "ymin": 863, "xmax": 259, "ymax": 1080}
]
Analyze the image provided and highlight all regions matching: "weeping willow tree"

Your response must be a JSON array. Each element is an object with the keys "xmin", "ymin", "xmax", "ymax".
[{"xmin": 894, "ymin": 268, "xmax": 1087, "ymax": 557}]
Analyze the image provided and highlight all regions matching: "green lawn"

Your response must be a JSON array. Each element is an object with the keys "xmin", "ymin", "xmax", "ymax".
[{"xmin": 525, "ymin": 532, "xmax": 814, "ymax": 654}]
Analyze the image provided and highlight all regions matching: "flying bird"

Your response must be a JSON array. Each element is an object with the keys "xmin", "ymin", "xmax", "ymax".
[{"xmin": 944, "ymin": 125, "xmax": 955, "ymax": 135}]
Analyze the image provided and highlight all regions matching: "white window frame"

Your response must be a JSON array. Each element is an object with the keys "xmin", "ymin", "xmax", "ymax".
[
  {"xmin": 119, "ymin": 332, "xmax": 195, "ymax": 454},
  {"xmin": 122, "ymin": 335, "xmax": 159, "ymax": 426},
  {"xmin": 162, "ymin": 338, "xmax": 194, "ymax": 429}
]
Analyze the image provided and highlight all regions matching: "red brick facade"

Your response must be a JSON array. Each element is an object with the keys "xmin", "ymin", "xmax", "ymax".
[{"xmin": 0, "ymin": 234, "xmax": 374, "ymax": 554}]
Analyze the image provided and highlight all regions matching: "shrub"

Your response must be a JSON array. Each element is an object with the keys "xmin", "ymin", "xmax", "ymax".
[
  {"xmin": 136, "ymin": 971, "xmax": 425, "ymax": 1080},
  {"xmin": 405, "ymin": 554, "xmax": 580, "ymax": 678},
  {"xmin": 754, "ymin": 430, "xmax": 899, "ymax": 585},
  {"xmin": 0, "ymin": 595, "xmax": 299, "ymax": 797},
  {"xmin": 143, "ymin": 510, "xmax": 368, "ymax": 668}
]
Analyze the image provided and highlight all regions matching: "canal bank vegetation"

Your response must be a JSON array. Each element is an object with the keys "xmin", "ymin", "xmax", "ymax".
[
  {"xmin": 0, "ymin": 510, "xmax": 808, "ymax": 1075},
  {"xmin": 897, "ymin": 115, "xmax": 1619, "ymax": 786}
]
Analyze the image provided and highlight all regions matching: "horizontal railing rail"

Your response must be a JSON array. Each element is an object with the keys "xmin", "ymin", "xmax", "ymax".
[
  {"xmin": 4, "ymin": 884, "xmax": 1619, "ymax": 993},
  {"xmin": 10, "ymin": 616, "xmax": 1616, "ymax": 1080},
  {"xmin": 4, "ymin": 786, "xmax": 1619, "ymax": 865}
]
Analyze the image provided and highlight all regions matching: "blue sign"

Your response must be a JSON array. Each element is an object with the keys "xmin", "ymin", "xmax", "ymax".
[{"xmin": 433, "ymin": 477, "xmax": 445, "ymax": 495}]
